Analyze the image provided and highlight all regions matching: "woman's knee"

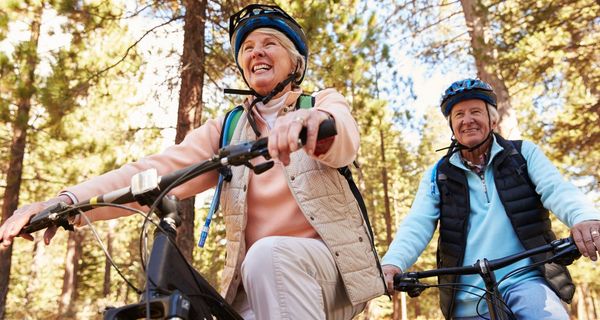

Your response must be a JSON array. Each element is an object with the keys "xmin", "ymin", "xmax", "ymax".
[{"xmin": 242, "ymin": 236, "xmax": 280, "ymax": 277}]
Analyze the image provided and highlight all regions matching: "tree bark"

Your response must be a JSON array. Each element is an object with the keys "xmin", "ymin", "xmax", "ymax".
[
  {"xmin": 0, "ymin": 4, "xmax": 43, "ymax": 318},
  {"xmin": 392, "ymin": 292, "xmax": 400, "ymax": 320},
  {"xmin": 174, "ymin": 0, "xmax": 207, "ymax": 261},
  {"xmin": 460, "ymin": 0, "xmax": 521, "ymax": 139},
  {"xmin": 58, "ymin": 230, "xmax": 84, "ymax": 318},
  {"xmin": 103, "ymin": 221, "xmax": 116, "ymax": 296},
  {"xmin": 411, "ymin": 296, "xmax": 421, "ymax": 317},
  {"xmin": 24, "ymin": 236, "xmax": 44, "ymax": 305},
  {"xmin": 379, "ymin": 128, "xmax": 393, "ymax": 246}
]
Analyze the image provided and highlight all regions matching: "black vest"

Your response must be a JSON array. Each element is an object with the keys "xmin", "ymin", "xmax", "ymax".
[{"xmin": 436, "ymin": 134, "xmax": 575, "ymax": 319}]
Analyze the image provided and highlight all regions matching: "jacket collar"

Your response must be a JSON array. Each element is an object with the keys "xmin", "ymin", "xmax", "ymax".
[{"xmin": 449, "ymin": 134, "xmax": 505, "ymax": 171}]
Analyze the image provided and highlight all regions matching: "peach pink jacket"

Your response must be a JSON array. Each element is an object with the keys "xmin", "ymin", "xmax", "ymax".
[{"xmin": 65, "ymin": 88, "xmax": 385, "ymax": 305}]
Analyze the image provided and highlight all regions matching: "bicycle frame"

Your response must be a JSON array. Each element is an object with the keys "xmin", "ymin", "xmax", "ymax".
[{"xmin": 103, "ymin": 196, "xmax": 242, "ymax": 320}]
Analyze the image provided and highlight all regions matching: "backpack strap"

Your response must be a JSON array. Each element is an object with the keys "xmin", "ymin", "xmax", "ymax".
[
  {"xmin": 221, "ymin": 105, "xmax": 244, "ymax": 149},
  {"xmin": 198, "ymin": 105, "xmax": 243, "ymax": 248},
  {"xmin": 508, "ymin": 139, "xmax": 536, "ymax": 188},
  {"xmin": 338, "ymin": 166, "xmax": 372, "ymax": 241},
  {"xmin": 296, "ymin": 94, "xmax": 314, "ymax": 110},
  {"xmin": 431, "ymin": 158, "xmax": 445, "ymax": 196}
]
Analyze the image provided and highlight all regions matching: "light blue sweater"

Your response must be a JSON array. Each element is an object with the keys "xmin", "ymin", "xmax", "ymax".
[{"xmin": 382, "ymin": 136, "xmax": 600, "ymax": 317}]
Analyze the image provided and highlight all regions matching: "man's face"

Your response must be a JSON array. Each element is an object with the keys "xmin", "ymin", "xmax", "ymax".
[{"xmin": 450, "ymin": 99, "xmax": 496, "ymax": 148}]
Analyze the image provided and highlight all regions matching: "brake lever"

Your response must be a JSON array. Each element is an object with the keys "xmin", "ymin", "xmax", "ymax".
[
  {"xmin": 551, "ymin": 237, "xmax": 581, "ymax": 266},
  {"xmin": 394, "ymin": 273, "xmax": 428, "ymax": 298},
  {"xmin": 20, "ymin": 202, "xmax": 75, "ymax": 235}
]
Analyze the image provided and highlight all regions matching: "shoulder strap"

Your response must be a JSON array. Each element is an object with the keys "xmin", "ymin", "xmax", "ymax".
[
  {"xmin": 220, "ymin": 105, "xmax": 244, "ymax": 148},
  {"xmin": 296, "ymin": 94, "xmax": 314, "ymax": 110},
  {"xmin": 431, "ymin": 157, "xmax": 446, "ymax": 196},
  {"xmin": 508, "ymin": 139, "xmax": 536, "ymax": 188},
  {"xmin": 199, "ymin": 105, "xmax": 243, "ymax": 248}
]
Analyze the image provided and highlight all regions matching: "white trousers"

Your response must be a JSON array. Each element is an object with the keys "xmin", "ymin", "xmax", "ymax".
[{"xmin": 231, "ymin": 236, "xmax": 365, "ymax": 320}]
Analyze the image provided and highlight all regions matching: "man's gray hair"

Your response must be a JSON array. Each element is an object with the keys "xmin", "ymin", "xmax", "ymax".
[{"xmin": 487, "ymin": 103, "xmax": 499, "ymax": 131}]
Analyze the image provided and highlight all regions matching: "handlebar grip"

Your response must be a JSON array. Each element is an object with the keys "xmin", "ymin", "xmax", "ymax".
[
  {"xmin": 393, "ymin": 273, "xmax": 426, "ymax": 297},
  {"xmin": 20, "ymin": 202, "xmax": 71, "ymax": 234},
  {"xmin": 299, "ymin": 118, "xmax": 337, "ymax": 145}
]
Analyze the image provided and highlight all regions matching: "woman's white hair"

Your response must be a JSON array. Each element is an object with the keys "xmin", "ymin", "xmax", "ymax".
[{"xmin": 236, "ymin": 28, "xmax": 306, "ymax": 85}]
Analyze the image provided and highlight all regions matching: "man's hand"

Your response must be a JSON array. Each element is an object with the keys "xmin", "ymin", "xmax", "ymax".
[
  {"xmin": 382, "ymin": 264, "xmax": 403, "ymax": 295},
  {"xmin": 571, "ymin": 220, "xmax": 600, "ymax": 261}
]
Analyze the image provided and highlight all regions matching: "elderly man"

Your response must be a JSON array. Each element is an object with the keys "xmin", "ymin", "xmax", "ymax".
[{"xmin": 382, "ymin": 79, "xmax": 600, "ymax": 319}]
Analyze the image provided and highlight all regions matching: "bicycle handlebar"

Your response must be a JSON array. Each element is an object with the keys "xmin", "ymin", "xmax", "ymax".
[
  {"xmin": 20, "ymin": 119, "xmax": 337, "ymax": 235},
  {"xmin": 394, "ymin": 237, "xmax": 581, "ymax": 297}
]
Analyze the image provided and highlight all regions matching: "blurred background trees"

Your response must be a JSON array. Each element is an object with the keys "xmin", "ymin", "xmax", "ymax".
[{"xmin": 0, "ymin": 0, "xmax": 597, "ymax": 319}]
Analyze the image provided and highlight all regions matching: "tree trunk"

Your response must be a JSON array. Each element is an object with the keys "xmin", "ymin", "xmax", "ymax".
[
  {"xmin": 592, "ymin": 289, "xmax": 598, "ymax": 320},
  {"xmin": 392, "ymin": 292, "xmax": 400, "ymax": 320},
  {"xmin": 411, "ymin": 296, "xmax": 421, "ymax": 317},
  {"xmin": 25, "ymin": 236, "xmax": 44, "ymax": 304},
  {"xmin": 174, "ymin": 0, "xmax": 207, "ymax": 261},
  {"xmin": 577, "ymin": 284, "xmax": 586, "ymax": 320},
  {"xmin": 0, "ymin": 5, "xmax": 43, "ymax": 318},
  {"xmin": 460, "ymin": 0, "xmax": 521, "ymax": 139},
  {"xmin": 379, "ymin": 128, "xmax": 393, "ymax": 246},
  {"xmin": 354, "ymin": 160, "xmax": 379, "ymax": 238},
  {"xmin": 103, "ymin": 221, "xmax": 116, "ymax": 296},
  {"xmin": 58, "ymin": 230, "xmax": 84, "ymax": 318}
]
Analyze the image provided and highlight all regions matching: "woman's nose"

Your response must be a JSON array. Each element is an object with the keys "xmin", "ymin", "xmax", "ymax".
[{"xmin": 251, "ymin": 47, "xmax": 265, "ymax": 58}]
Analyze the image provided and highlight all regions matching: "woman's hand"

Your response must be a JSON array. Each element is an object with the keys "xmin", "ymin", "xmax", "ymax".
[
  {"xmin": 571, "ymin": 220, "xmax": 600, "ymax": 261},
  {"xmin": 0, "ymin": 195, "xmax": 72, "ymax": 248},
  {"xmin": 382, "ymin": 264, "xmax": 402, "ymax": 295},
  {"xmin": 268, "ymin": 109, "xmax": 331, "ymax": 166}
]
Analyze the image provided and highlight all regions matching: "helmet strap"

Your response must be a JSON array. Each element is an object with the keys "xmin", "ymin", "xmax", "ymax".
[{"xmin": 245, "ymin": 71, "xmax": 299, "ymax": 137}]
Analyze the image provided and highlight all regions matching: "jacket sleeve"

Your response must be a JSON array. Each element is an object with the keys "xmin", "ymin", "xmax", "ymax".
[
  {"xmin": 65, "ymin": 116, "xmax": 224, "ymax": 224},
  {"xmin": 523, "ymin": 141, "xmax": 600, "ymax": 226},
  {"xmin": 382, "ymin": 166, "xmax": 440, "ymax": 271},
  {"xmin": 312, "ymin": 88, "xmax": 360, "ymax": 168}
]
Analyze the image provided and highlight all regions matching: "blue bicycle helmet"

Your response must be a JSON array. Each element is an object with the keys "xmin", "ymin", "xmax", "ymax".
[
  {"xmin": 229, "ymin": 4, "xmax": 308, "ymax": 85},
  {"xmin": 440, "ymin": 79, "xmax": 497, "ymax": 117}
]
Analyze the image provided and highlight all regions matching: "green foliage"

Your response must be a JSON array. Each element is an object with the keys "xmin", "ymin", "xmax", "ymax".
[
  {"xmin": 2, "ymin": 0, "xmax": 149, "ymax": 318},
  {"xmin": 490, "ymin": 0, "xmax": 600, "ymax": 189}
]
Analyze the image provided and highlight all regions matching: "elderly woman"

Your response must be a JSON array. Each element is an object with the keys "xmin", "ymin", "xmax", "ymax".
[{"xmin": 0, "ymin": 4, "xmax": 384, "ymax": 319}]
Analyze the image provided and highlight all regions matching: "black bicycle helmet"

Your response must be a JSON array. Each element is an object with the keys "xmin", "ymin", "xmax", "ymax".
[
  {"xmin": 229, "ymin": 4, "xmax": 309, "ymax": 85},
  {"xmin": 440, "ymin": 79, "xmax": 497, "ymax": 117}
]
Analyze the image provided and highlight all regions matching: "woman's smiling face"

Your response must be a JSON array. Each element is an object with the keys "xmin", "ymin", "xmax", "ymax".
[{"xmin": 239, "ymin": 30, "xmax": 294, "ymax": 96}]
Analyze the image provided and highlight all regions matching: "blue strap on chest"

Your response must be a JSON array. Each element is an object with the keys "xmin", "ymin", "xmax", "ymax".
[
  {"xmin": 431, "ymin": 158, "xmax": 444, "ymax": 196},
  {"xmin": 198, "ymin": 106, "xmax": 243, "ymax": 248}
]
